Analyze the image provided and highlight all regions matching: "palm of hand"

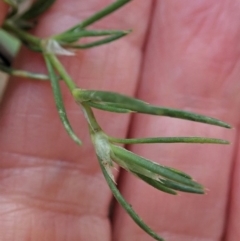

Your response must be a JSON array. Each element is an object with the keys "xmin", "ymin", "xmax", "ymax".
[{"xmin": 0, "ymin": 1, "xmax": 239, "ymax": 241}]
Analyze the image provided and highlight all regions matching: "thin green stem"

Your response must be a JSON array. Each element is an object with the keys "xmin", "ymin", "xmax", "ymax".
[
  {"xmin": 81, "ymin": 103, "xmax": 102, "ymax": 133},
  {"xmin": 2, "ymin": 20, "xmax": 40, "ymax": 47},
  {"xmin": 109, "ymin": 136, "xmax": 230, "ymax": 145},
  {"xmin": 0, "ymin": 64, "xmax": 51, "ymax": 80},
  {"xmin": 47, "ymin": 54, "xmax": 76, "ymax": 91},
  {"xmin": 79, "ymin": 0, "xmax": 131, "ymax": 28}
]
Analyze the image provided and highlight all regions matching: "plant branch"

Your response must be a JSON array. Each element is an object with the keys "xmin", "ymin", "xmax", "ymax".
[
  {"xmin": 44, "ymin": 53, "xmax": 82, "ymax": 145},
  {"xmin": 55, "ymin": 0, "xmax": 132, "ymax": 38},
  {"xmin": 98, "ymin": 156, "xmax": 165, "ymax": 241},
  {"xmin": 46, "ymin": 53, "xmax": 76, "ymax": 91},
  {"xmin": 2, "ymin": 20, "xmax": 40, "ymax": 47}
]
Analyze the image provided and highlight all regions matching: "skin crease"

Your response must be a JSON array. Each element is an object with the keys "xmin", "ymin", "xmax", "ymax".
[{"xmin": 0, "ymin": 0, "xmax": 240, "ymax": 241}]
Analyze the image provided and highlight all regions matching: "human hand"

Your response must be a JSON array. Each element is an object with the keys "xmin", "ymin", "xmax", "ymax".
[{"xmin": 0, "ymin": 1, "xmax": 239, "ymax": 241}]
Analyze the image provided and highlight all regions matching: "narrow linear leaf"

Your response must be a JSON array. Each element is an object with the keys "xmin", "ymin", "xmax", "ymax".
[
  {"xmin": 73, "ymin": 89, "xmax": 145, "ymax": 104},
  {"xmin": 72, "ymin": 89, "xmax": 231, "ymax": 129},
  {"xmin": 133, "ymin": 172, "xmax": 177, "ymax": 195},
  {"xmin": 88, "ymin": 101, "xmax": 133, "ymax": 113},
  {"xmin": 130, "ymin": 162, "xmax": 204, "ymax": 194},
  {"xmin": 109, "ymin": 136, "xmax": 230, "ymax": 145},
  {"xmin": 63, "ymin": 0, "xmax": 132, "ymax": 33},
  {"xmin": 69, "ymin": 33, "xmax": 128, "ymax": 49},
  {"xmin": 112, "ymin": 150, "xmax": 201, "ymax": 194},
  {"xmin": 98, "ymin": 156, "xmax": 165, "ymax": 241},
  {"xmin": 44, "ymin": 54, "xmax": 82, "ymax": 145},
  {"xmin": 160, "ymin": 179, "xmax": 205, "ymax": 194},
  {"xmin": 111, "ymin": 145, "xmax": 203, "ymax": 188},
  {"xmin": 162, "ymin": 167, "xmax": 192, "ymax": 180},
  {"xmin": 113, "ymin": 154, "xmax": 162, "ymax": 181},
  {"xmin": 113, "ymin": 150, "xmax": 192, "ymax": 181},
  {"xmin": 20, "ymin": 0, "xmax": 56, "ymax": 20},
  {"xmin": 0, "ymin": 64, "xmax": 51, "ymax": 80},
  {"xmin": 55, "ymin": 29, "xmax": 130, "ymax": 44}
]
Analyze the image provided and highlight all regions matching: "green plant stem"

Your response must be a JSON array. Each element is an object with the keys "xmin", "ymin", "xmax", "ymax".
[
  {"xmin": 2, "ymin": 20, "xmax": 40, "ymax": 47},
  {"xmin": 0, "ymin": 64, "xmax": 50, "ymax": 80},
  {"xmin": 44, "ymin": 54, "xmax": 102, "ymax": 138},
  {"xmin": 81, "ymin": 103, "xmax": 102, "ymax": 133},
  {"xmin": 47, "ymin": 54, "xmax": 76, "ymax": 91}
]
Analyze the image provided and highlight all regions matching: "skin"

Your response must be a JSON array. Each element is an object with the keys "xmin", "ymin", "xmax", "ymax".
[{"xmin": 0, "ymin": 0, "xmax": 240, "ymax": 240}]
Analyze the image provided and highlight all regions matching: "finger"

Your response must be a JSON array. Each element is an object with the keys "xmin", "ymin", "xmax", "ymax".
[
  {"xmin": 225, "ymin": 140, "xmax": 240, "ymax": 241},
  {"xmin": 0, "ymin": 1, "xmax": 152, "ymax": 240},
  {"xmin": 113, "ymin": 1, "xmax": 240, "ymax": 240}
]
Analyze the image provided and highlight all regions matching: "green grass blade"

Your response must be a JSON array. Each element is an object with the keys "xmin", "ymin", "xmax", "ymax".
[
  {"xmin": 73, "ymin": 88, "xmax": 145, "ymax": 104},
  {"xmin": 133, "ymin": 172, "xmax": 177, "ymax": 195},
  {"xmin": 162, "ymin": 167, "xmax": 192, "ymax": 180},
  {"xmin": 160, "ymin": 179, "xmax": 205, "ymax": 194},
  {"xmin": 109, "ymin": 136, "xmax": 230, "ymax": 144},
  {"xmin": 98, "ymin": 156, "xmax": 165, "ymax": 241},
  {"xmin": 134, "ymin": 167, "xmax": 204, "ymax": 194},
  {"xmin": 113, "ymin": 154, "xmax": 162, "ymax": 180},
  {"xmin": 69, "ymin": 33, "xmax": 128, "ymax": 49},
  {"xmin": 111, "ymin": 145, "xmax": 203, "ymax": 188},
  {"xmin": 55, "ymin": 29, "xmax": 130, "ymax": 44},
  {"xmin": 73, "ymin": 89, "xmax": 231, "ymax": 129},
  {"xmin": 88, "ymin": 101, "xmax": 133, "ymax": 113},
  {"xmin": 112, "ymin": 152, "xmax": 201, "ymax": 194},
  {"xmin": 44, "ymin": 54, "xmax": 82, "ymax": 145},
  {"xmin": 64, "ymin": 0, "xmax": 131, "ymax": 33}
]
